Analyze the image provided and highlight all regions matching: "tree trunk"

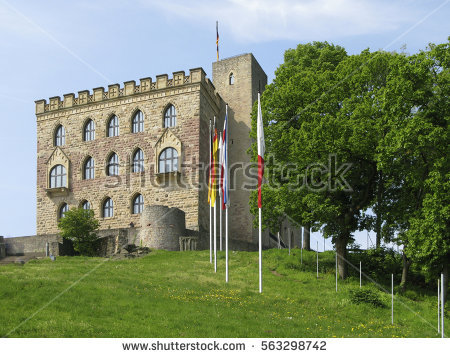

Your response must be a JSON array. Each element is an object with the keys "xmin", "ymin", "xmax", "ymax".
[
  {"xmin": 375, "ymin": 171, "xmax": 383, "ymax": 248},
  {"xmin": 335, "ymin": 236, "xmax": 348, "ymax": 279},
  {"xmin": 303, "ymin": 224, "xmax": 311, "ymax": 251},
  {"xmin": 400, "ymin": 252, "xmax": 411, "ymax": 292}
]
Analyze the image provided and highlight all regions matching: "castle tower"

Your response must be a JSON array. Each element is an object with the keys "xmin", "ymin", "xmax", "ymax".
[{"xmin": 212, "ymin": 54, "xmax": 267, "ymax": 245}]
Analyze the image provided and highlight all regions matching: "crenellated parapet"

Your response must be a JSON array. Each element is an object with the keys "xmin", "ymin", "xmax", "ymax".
[{"xmin": 35, "ymin": 67, "xmax": 221, "ymax": 114}]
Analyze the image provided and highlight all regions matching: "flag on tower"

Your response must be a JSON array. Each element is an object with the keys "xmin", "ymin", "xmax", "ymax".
[
  {"xmin": 257, "ymin": 93, "xmax": 265, "ymax": 208},
  {"xmin": 216, "ymin": 21, "xmax": 219, "ymax": 61}
]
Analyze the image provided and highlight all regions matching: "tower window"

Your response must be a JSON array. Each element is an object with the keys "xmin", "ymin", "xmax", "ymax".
[
  {"xmin": 159, "ymin": 147, "xmax": 178, "ymax": 173},
  {"xmin": 229, "ymin": 73, "xmax": 234, "ymax": 85},
  {"xmin": 55, "ymin": 125, "xmax": 66, "ymax": 146},
  {"xmin": 84, "ymin": 119, "xmax": 95, "ymax": 141},
  {"xmin": 132, "ymin": 194, "xmax": 144, "ymax": 214},
  {"xmin": 132, "ymin": 110, "xmax": 144, "ymax": 133},
  {"xmin": 50, "ymin": 165, "xmax": 67, "ymax": 188},
  {"xmin": 164, "ymin": 105, "xmax": 176, "ymax": 128},
  {"xmin": 107, "ymin": 153, "xmax": 119, "ymax": 176},
  {"xmin": 103, "ymin": 198, "xmax": 114, "ymax": 218},
  {"xmin": 107, "ymin": 115, "xmax": 119, "ymax": 137},
  {"xmin": 132, "ymin": 149, "xmax": 144, "ymax": 173},
  {"xmin": 84, "ymin": 157, "xmax": 95, "ymax": 180}
]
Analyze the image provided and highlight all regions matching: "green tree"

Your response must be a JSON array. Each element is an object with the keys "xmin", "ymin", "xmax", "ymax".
[
  {"xmin": 58, "ymin": 208, "xmax": 100, "ymax": 256},
  {"xmin": 378, "ymin": 40, "xmax": 450, "ymax": 298},
  {"xmin": 250, "ymin": 42, "xmax": 407, "ymax": 278}
]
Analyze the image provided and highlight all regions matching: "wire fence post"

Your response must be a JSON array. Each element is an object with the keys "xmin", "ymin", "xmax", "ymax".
[
  {"xmin": 391, "ymin": 273, "xmax": 394, "ymax": 325},
  {"xmin": 335, "ymin": 250, "xmax": 338, "ymax": 292},
  {"xmin": 316, "ymin": 241, "xmax": 319, "ymax": 279},
  {"xmin": 441, "ymin": 273, "xmax": 444, "ymax": 338},
  {"xmin": 300, "ymin": 228, "xmax": 303, "ymax": 264},
  {"xmin": 288, "ymin": 228, "xmax": 291, "ymax": 256},
  {"xmin": 360, "ymin": 261, "xmax": 362, "ymax": 287},
  {"xmin": 438, "ymin": 278, "xmax": 440, "ymax": 333}
]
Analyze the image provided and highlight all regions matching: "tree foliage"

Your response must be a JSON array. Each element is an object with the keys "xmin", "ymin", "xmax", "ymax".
[
  {"xmin": 250, "ymin": 39, "xmax": 449, "ymax": 288},
  {"xmin": 58, "ymin": 208, "xmax": 100, "ymax": 256}
]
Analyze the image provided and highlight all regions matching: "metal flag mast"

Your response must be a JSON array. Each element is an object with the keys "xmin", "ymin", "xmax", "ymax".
[
  {"xmin": 213, "ymin": 116, "xmax": 217, "ymax": 273},
  {"xmin": 209, "ymin": 119, "xmax": 212, "ymax": 264},
  {"xmin": 224, "ymin": 104, "xmax": 229, "ymax": 283},
  {"xmin": 257, "ymin": 90, "xmax": 265, "ymax": 293},
  {"xmin": 219, "ymin": 134, "xmax": 223, "ymax": 252}
]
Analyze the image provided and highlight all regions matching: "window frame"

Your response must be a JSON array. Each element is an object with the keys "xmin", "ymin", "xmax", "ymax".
[
  {"xmin": 59, "ymin": 203, "xmax": 68, "ymax": 219},
  {"xmin": 132, "ymin": 110, "xmax": 144, "ymax": 133},
  {"xmin": 132, "ymin": 193, "xmax": 144, "ymax": 214},
  {"xmin": 164, "ymin": 105, "xmax": 177, "ymax": 128},
  {"xmin": 107, "ymin": 153, "xmax": 119, "ymax": 176},
  {"xmin": 55, "ymin": 125, "xmax": 66, "ymax": 146},
  {"xmin": 103, "ymin": 198, "xmax": 114, "ymax": 218},
  {"xmin": 132, "ymin": 148, "xmax": 144, "ymax": 173},
  {"xmin": 84, "ymin": 119, "xmax": 95, "ymax": 141},
  {"xmin": 158, "ymin": 147, "xmax": 178, "ymax": 174},
  {"xmin": 81, "ymin": 200, "xmax": 91, "ymax": 211},
  {"xmin": 107, "ymin": 115, "xmax": 120, "ymax": 137},
  {"xmin": 49, "ymin": 164, "xmax": 67, "ymax": 188},
  {"xmin": 84, "ymin": 157, "xmax": 95, "ymax": 180}
]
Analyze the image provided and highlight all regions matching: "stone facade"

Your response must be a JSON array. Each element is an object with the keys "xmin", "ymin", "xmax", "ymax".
[
  {"xmin": 36, "ymin": 68, "xmax": 221, "ymax": 237},
  {"xmin": 31, "ymin": 53, "xmax": 297, "ymax": 251}
]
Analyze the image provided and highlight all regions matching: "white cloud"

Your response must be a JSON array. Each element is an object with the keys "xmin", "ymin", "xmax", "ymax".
[{"xmin": 139, "ymin": 0, "xmax": 419, "ymax": 42}]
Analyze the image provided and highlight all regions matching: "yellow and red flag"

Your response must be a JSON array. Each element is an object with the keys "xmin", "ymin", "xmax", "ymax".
[{"xmin": 208, "ymin": 126, "xmax": 219, "ymax": 206}]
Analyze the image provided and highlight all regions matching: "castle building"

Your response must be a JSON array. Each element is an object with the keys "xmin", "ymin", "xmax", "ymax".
[{"xmin": 33, "ymin": 53, "xmax": 276, "ymax": 250}]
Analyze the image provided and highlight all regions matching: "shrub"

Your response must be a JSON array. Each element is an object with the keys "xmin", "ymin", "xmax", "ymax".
[
  {"xmin": 349, "ymin": 288, "xmax": 385, "ymax": 307},
  {"xmin": 58, "ymin": 208, "xmax": 100, "ymax": 256}
]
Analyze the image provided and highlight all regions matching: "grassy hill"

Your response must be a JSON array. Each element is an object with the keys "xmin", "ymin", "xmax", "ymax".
[{"xmin": 0, "ymin": 249, "xmax": 447, "ymax": 338}]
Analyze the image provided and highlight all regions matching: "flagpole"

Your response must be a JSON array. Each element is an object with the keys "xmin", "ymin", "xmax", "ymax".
[
  {"xmin": 225, "ymin": 104, "xmax": 229, "ymax": 283},
  {"xmin": 219, "ymin": 133, "xmax": 223, "ymax": 252},
  {"xmin": 257, "ymin": 92, "xmax": 264, "ymax": 294},
  {"xmin": 259, "ymin": 207, "xmax": 262, "ymax": 293},
  {"xmin": 214, "ymin": 199, "xmax": 217, "ymax": 273},
  {"xmin": 225, "ymin": 207, "xmax": 229, "ymax": 282},
  {"xmin": 213, "ymin": 117, "xmax": 217, "ymax": 273},
  {"xmin": 209, "ymin": 119, "xmax": 212, "ymax": 264}
]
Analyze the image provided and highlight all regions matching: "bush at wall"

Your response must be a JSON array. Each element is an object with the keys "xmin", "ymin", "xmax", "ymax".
[{"xmin": 58, "ymin": 208, "xmax": 100, "ymax": 256}]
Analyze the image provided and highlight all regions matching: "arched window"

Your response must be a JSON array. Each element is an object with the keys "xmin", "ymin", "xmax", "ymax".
[
  {"xmin": 107, "ymin": 115, "xmax": 119, "ymax": 137},
  {"xmin": 132, "ymin": 194, "xmax": 144, "ymax": 214},
  {"xmin": 49, "ymin": 165, "xmax": 67, "ymax": 188},
  {"xmin": 132, "ymin": 149, "xmax": 144, "ymax": 173},
  {"xmin": 81, "ymin": 200, "xmax": 91, "ymax": 210},
  {"xmin": 103, "ymin": 198, "xmax": 114, "ymax": 218},
  {"xmin": 55, "ymin": 125, "xmax": 65, "ymax": 146},
  {"xmin": 84, "ymin": 119, "xmax": 95, "ymax": 141},
  {"xmin": 159, "ymin": 147, "xmax": 178, "ymax": 173},
  {"xmin": 84, "ymin": 157, "xmax": 95, "ymax": 179},
  {"xmin": 107, "ymin": 153, "xmax": 119, "ymax": 176},
  {"xmin": 59, "ymin": 203, "xmax": 68, "ymax": 219},
  {"xmin": 132, "ymin": 110, "xmax": 144, "ymax": 133},
  {"xmin": 164, "ymin": 105, "xmax": 176, "ymax": 128},
  {"xmin": 229, "ymin": 73, "xmax": 234, "ymax": 85}
]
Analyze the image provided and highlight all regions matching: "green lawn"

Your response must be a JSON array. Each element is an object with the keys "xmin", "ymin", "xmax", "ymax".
[{"xmin": 0, "ymin": 249, "xmax": 447, "ymax": 338}]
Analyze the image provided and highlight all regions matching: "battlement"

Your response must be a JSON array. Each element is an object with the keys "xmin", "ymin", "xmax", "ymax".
[{"xmin": 35, "ymin": 67, "xmax": 220, "ymax": 115}]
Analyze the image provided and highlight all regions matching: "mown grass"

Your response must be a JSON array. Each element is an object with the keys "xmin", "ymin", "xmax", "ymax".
[{"xmin": 0, "ymin": 249, "xmax": 447, "ymax": 338}]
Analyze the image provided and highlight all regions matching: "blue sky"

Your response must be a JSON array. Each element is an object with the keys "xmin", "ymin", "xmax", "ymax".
[{"xmin": 0, "ymin": 0, "xmax": 448, "ymax": 247}]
